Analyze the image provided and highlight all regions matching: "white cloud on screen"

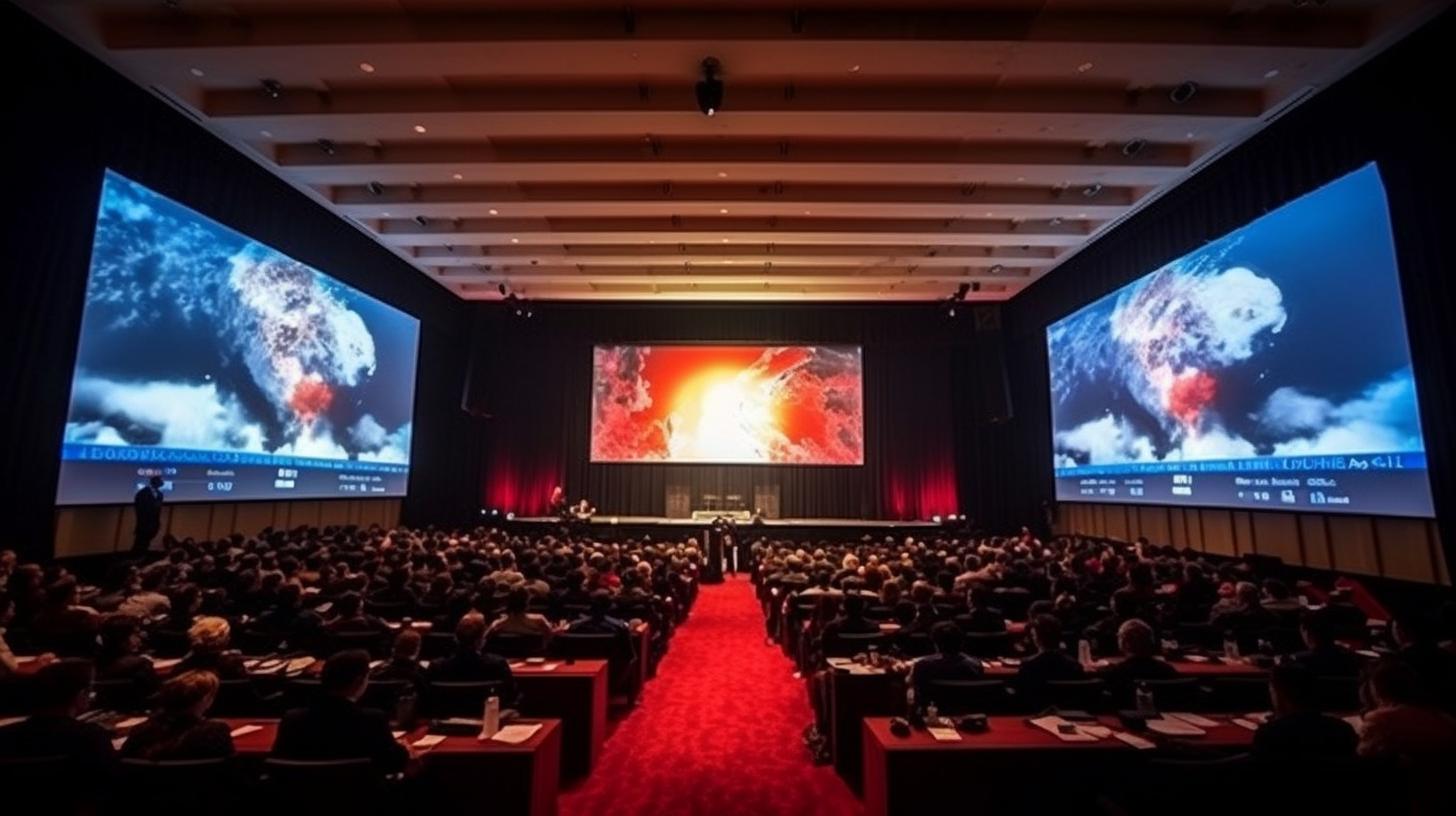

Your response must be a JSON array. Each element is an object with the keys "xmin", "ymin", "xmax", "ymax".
[
  {"xmin": 356, "ymin": 422, "xmax": 411, "ymax": 464},
  {"xmin": 1266, "ymin": 371, "xmax": 1425, "ymax": 456},
  {"xmin": 1055, "ymin": 415, "xmax": 1155, "ymax": 465},
  {"xmin": 67, "ymin": 376, "xmax": 267, "ymax": 452}
]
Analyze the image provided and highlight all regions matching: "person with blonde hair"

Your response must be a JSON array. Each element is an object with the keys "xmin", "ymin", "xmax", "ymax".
[
  {"xmin": 176, "ymin": 615, "xmax": 247, "ymax": 679},
  {"xmin": 121, "ymin": 670, "xmax": 235, "ymax": 761}
]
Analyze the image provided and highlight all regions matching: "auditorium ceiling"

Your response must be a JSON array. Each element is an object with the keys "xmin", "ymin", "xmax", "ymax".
[{"xmin": 20, "ymin": 0, "xmax": 1446, "ymax": 302}]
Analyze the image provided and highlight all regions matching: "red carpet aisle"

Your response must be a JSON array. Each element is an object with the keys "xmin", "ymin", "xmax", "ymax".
[{"xmin": 560, "ymin": 575, "xmax": 862, "ymax": 816}]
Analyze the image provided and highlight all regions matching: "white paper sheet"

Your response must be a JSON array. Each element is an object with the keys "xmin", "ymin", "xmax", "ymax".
[
  {"xmin": 229, "ymin": 724, "xmax": 263, "ymax": 738},
  {"xmin": 413, "ymin": 734, "xmax": 448, "ymax": 749},
  {"xmin": 1029, "ymin": 716, "xmax": 1099, "ymax": 742},
  {"xmin": 1165, "ymin": 712, "xmax": 1219, "ymax": 728},
  {"xmin": 1113, "ymin": 731, "xmax": 1157, "ymax": 750},
  {"xmin": 489, "ymin": 724, "xmax": 543, "ymax": 744},
  {"xmin": 926, "ymin": 727, "xmax": 962, "ymax": 742},
  {"xmin": 1146, "ymin": 717, "xmax": 1206, "ymax": 736}
]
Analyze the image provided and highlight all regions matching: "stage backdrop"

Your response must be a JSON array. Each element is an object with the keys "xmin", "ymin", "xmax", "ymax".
[{"xmin": 465, "ymin": 303, "xmax": 1009, "ymax": 521}]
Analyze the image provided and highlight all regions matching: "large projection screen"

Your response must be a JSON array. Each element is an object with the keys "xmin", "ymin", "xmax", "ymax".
[
  {"xmin": 591, "ymin": 345, "xmax": 864, "ymax": 465},
  {"xmin": 57, "ymin": 170, "xmax": 421, "ymax": 504},
  {"xmin": 1046, "ymin": 163, "xmax": 1433, "ymax": 517}
]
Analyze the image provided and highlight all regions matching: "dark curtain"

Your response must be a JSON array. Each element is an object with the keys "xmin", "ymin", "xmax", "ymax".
[
  {"xmin": 1002, "ymin": 8, "xmax": 1456, "ymax": 565},
  {"xmin": 466, "ymin": 303, "xmax": 995, "ymax": 521},
  {"xmin": 2, "ymin": 6, "xmax": 474, "ymax": 558}
]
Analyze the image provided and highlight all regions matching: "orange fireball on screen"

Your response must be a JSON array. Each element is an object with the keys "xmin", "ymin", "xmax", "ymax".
[{"xmin": 591, "ymin": 345, "xmax": 864, "ymax": 464}]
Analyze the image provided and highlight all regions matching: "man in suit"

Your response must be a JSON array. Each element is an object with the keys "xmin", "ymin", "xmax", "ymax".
[
  {"xmin": 909, "ymin": 622, "xmax": 985, "ymax": 706},
  {"xmin": 1253, "ymin": 663, "xmax": 1357, "ymax": 760},
  {"xmin": 1290, "ymin": 608, "xmax": 1363, "ymax": 678},
  {"xmin": 961, "ymin": 585, "xmax": 1007, "ymax": 634},
  {"xmin": 272, "ymin": 649, "xmax": 410, "ymax": 773},
  {"xmin": 0, "ymin": 659, "xmax": 117, "ymax": 785},
  {"xmin": 1016, "ymin": 614, "xmax": 1086, "ymax": 694},
  {"xmin": 132, "ymin": 475, "xmax": 165, "ymax": 556},
  {"xmin": 428, "ymin": 612, "xmax": 518, "ymax": 705},
  {"xmin": 1099, "ymin": 618, "xmax": 1178, "ymax": 706}
]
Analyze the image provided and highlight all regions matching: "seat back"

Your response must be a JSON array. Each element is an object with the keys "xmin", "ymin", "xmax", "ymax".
[
  {"xmin": 209, "ymin": 678, "xmax": 271, "ymax": 717},
  {"xmin": 148, "ymin": 628, "xmax": 191, "ymax": 658},
  {"xmin": 550, "ymin": 632, "xmax": 622, "ymax": 660},
  {"xmin": 323, "ymin": 630, "xmax": 387, "ymax": 658},
  {"xmin": 961, "ymin": 631, "xmax": 1011, "ymax": 658},
  {"xmin": 422, "ymin": 680, "xmax": 504, "ymax": 717},
  {"xmin": 92, "ymin": 677, "xmax": 153, "ymax": 713},
  {"xmin": 1043, "ymin": 678, "xmax": 1110, "ymax": 712},
  {"xmin": 922, "ymin": 679, "xmax": 1010, "ymax": 715},
  {"xmin": 364, "ymin": 600, "xmax": 410, "ymax": 620},
  {"xmin": 486, "ymin": 632, "xmax": 547, "ymax": 658},
  {"xmin": 1136, "ymin": 677, "xmax": 1202, "ymax": 711},
  {"xmin": 1209, "ymin": 676, "xmax": 1272, "ymax": 713},
  {"xmin": 360, "ymin": 679, "xmax": 411, "ymax": 716},
  {"xmin": 896, "ymin": 631, "xmax": 936, "ymax": 658},
  {"xmin": 261, "ymin": 758, "xmax": 379, "ymax": 810},
  {"xmin": 1314, "ymin": 674, "xmax": 1361, "ymax": 712},
  {"xmin": 420, "ymin": 632, "xmax": 457, "ymax": 660},
  {"xmin": 119, "ymin": 758, "xmax": 233, "ymax": 811}
]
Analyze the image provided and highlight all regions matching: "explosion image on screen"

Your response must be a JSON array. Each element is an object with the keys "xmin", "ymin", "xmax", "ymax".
[
  {"xmin": 591, "ymin": 345, "xmax": 864, "ymax": 464},
  {"xmin": 61, "ymin": 171, "xmax": 419, "ymax": 485},
  {"xmin": 1046, "ymin": 163, "xmax": 1430, "ymax": 516}
]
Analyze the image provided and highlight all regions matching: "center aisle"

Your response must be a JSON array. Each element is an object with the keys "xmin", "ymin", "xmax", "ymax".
[{"xmin": 560, "ymin": 575, "xmax": 862, "ymax": 816}]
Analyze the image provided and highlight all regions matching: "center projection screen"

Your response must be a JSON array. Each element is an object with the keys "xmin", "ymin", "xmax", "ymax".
[
  {"xmin": 57, "ymin": 170, "xmax": 420, "ymax": 505},
  {"xmin": 1046, "ymin": 162, "xmax": 1433, "ymax": 517},
  {"xmin": 591, "ymin": 345, "xmax": 864, "ymax": 465}
]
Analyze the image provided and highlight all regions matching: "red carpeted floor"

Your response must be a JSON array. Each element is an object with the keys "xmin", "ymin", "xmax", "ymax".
[{"xmin": 560, "ymin": 575, "xmax": 862, "ymax": 816}]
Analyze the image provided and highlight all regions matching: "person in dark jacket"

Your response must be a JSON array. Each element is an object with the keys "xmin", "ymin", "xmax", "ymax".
[
  {"xmin": 272, "ymin": 650, "xmax": 410, "ymax": 773},
  {"xmin": 1253, "ymin": 663, "xmax": 1357, "ymax": 760},
  {"xmin": 120, "ymin": 670, "xmax": 235, "ymax": 761},
  {"xmin": 426, "ymin": 612, "xmax": 518, "ymax": 705},
  {"xmin": 1099, "ymin": 618, "xmax": 1178, "ymax": 706},
  {"xmin": 909, "ymin": 622, "xmax": 985, "ymax": 707},
  {"xmin": 1290, "ymin": 608, "xmax": 1364, "ymax": 678},
  {"xmin": 95, "ymin": 614, "xmax": 161, "ymax": 705},
  {"xmin": 1016, "ymin": 614, "xmax": 1086, "ymax": 692},
  {"xmin": 371, "ymin": 629, "xmax": 427, "ymax": 692},
  {"xmin": 132, "ymin": 475, "xmax": 165, "ymax": 555},
  {"xmin": 0, "ymin": 659, "xmax": 116, "ymax": 787}
]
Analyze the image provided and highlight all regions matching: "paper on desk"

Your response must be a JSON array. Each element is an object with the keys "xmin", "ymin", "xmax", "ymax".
[
  {"xmin": 1146, "ymin": 717, "xmax": 1206, "ymax": 736},
  {"xmin": 0, "ymin": 717, "xmax": 25, "ymax": 729},
  {"xmin": 370, "ymin": 660, "xmax": 385, "ymax": 669},
  {"xmin": 1231, "ymin": 718, "xmax": 1260, "ymax": 731},
  {"xmin": 1029, "ymin": 716, "xmax": 1099, "ymax": 742},
  {"xmin": 1165, "ymin": 712, "xmax": 1219, "ymax": 728},
  {"xmin": 230, "ymin": 724, "xmax": 263, "ymax": 738},
  {"xmin": 926, "ymin": 727, "xmax": 962, "ymax": 742},
  {"xmin": 1080, "ymin": 725, "xmax": 1113, "ymax": 738},
  {"xmin": 1113, "ymin": 732, "xmax": 1157, "ymax": 750},
  {"xmin": 115, "ymin": 717, "xmax": 147, "ymax": 730},
  {"xmin": 392, "ymin": 731, "xmax": 406, "ymax": 739},
  {"xmin": 150, "ymin": 657, "xmax": 182, "ymax": 670},
  {"xmin": 490, "ymin": 724, "xmax": 542, "ymax": 744},
  {"xmin": 1342, "ymin": 715, "xmax": 1365, "ymax": 734},
  {"xmin": 111, "ymin": 737, "xmax": 127, "ymax": 751},
  {"xmin": 1183, "ymin": 654, "xmax": 1211, "ymax": 663},
  {"xmin": 413, "ymin": 734, "xmax": 448, "ymax": 749},
  {"xmin": 285, "ymin": 657, "xmax": 316, "ymax": 673}
]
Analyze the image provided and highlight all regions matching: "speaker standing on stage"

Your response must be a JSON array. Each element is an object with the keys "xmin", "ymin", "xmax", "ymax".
[
  {"xmin": 548, "ymin": 485, "xmax": 567, "ymax": 518},
  {"xmin": 132, "ymin": 476, "xmax": 164, "ymax": 556}
]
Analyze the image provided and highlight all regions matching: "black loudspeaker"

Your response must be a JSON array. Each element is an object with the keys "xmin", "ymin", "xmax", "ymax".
[{"xmin": 972, "ymin": 306, "xmax": 1014, "ymax": 424}]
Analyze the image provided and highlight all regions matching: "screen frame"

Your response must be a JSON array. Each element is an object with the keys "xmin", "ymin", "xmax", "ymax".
[
  {"xmin": 587, "ymin": 342, "xmax": 866, "ymax": 467},
  {"xmin": 54, "ymin": 168, "xmax": 422, "ymax": 506}
]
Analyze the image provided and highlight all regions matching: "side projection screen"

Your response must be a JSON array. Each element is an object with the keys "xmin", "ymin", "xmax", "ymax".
[
  {"xmin": 57, "ymin": 170, "xmax": 421, "ymax": 504},
  {"xmin": 591, "ymin": 345, "xmax": 864, "ymax": 465},
  {"xmin": 1046, "ymin": 163, "xmax": 1433, "ymax": 517}
]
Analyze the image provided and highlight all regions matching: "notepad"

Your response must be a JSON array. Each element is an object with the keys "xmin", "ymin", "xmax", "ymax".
[
  {"xmin": 285, "ymin": 657, "xmax": 316, "ymax": 673},
  {"xmin": 1231, "ymin": 718, "xmax": 1260, "ymax": 731},
  {"xmin": 489, "ymin": 724, "xmax": 542, "ymax": 744},
  {"xmin": 1146, "ymin": 717, "xmax": 1206, "ymax": 736},
  {"xmin": 0, "ymin": 717, "xmax": 26, "ymax": 729},
  {"xmin": 115, "ymin": 717, "xmax": 147, "ymax": 730},
  {"xmin": 111, "ymin": 737, "xmax": 127, "ymax": 751},
  {"xmin": 1165, "ymin": 712, "xmax": 1219, "ymax": 728},
  {"xmin": 150, "ymin": 657, "xmax": 182, "ymax": 670},
  {"xmin": 1080, "ymin": 725, "xmax": 1114, "ymax": 739},
  {"xmin": 413, "ymin": 734, "xmax": 448, "ymax": 749},
  {"xmin": 1183, "ymin": 654, "xmax": 1211, "ymax": 663},
  {"xmin": 1029, "ymin": 716, "xmax": 1099, "ymax": 742},
  {"xmin": 230, "ymin": 724, "xmax": 263, "ymax": 738},
  {"xmin": 1113, "ymin": 731, "xmax": 1157, "ymax": 750},
  {"xmin": 926, "ymin": 727, "xmax": 962, "ymax": 742},
  {"xmin": 392, "ymin": 731, "xmax": 406, "ymax": 739}
]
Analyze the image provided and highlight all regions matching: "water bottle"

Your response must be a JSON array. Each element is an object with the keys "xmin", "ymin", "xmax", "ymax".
[
  {"xmin": 1077, "ymin": 638, "xmax": 1093, "ymax": 667},
  {"xmin": 867, "ymin": 644, "xmax": 879, "ymax": 667},
  {"xmin": 925, "ymin": 701, "xmax": 939, "ymax": 726},
  {"xmin": 481, "ymin": 694, "xmax": 501, "ymax": 738},
  {"xmin": 1135, "ymin": 682, "xmax": 1155, "ymax": 715},
  {"xmin": 1223, "ymin": 632, "xmax": 1240, "ymax": 661}
]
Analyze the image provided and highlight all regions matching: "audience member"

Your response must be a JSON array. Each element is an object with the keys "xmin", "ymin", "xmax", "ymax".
[
  {"xmin": 176, "ymin": 616, "xmax": 248, "ymax": 679},
  {"xmin": 909, "ymin": 622, "xmax": 984, "ymax": 707},
  {"xmin": 1253, "ymin": 663, "xmax": 1358, "ymax": 760},
  {"xmin": 0, "ymin": 659, "xmax": 116, "ymax": 782},
  {"xmin": 272, "ymin": 650, "xmax": 409, "ymax": 772},
  {"xmin": 120, "ymin": 670, "xmax": 235, "ymax": 761}
]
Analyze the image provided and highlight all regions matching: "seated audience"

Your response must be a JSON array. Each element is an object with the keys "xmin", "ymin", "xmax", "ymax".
[
  {"xmin": 30, "ymin": 577, "xmax": 100, "ymax": 655},
  {"xmin": 1099, "ymin": 618, "xmax": 1177, "ymax": 703},
  {"xmin": 1357, "ymin": 657, "xmax": 1456, "ymax": 760},
  {"xmin": 960, "ymin": 585, "xmax": 1006, "ymax": 634},
  {"xmin": 485, "ymin": 586, "xmax": 555, "ymax": 639},
  {"xmin": 427, "ymin": 613, "xmax": 518, "ymax": 704},
  {"xmin": 117, "ymin": 568, "xmax": 172, "ymax": 620},
  {"xmin": 1253, "ymin": 663, "xmax": 1358, "ymax": 760},
  {"xmin": 94, "ymin": 614, "xmax": 160, "ymax": 699},
  {"xmin": 325, "ymin": 592, "xmax": 389, "ymax": 635},
  {"xmin": 1016, "ymin": 614, "xmax": 1085, "ymax": 691},
  {"xmin": 0, "ymin": 659, "xmax": 116, "ymax": 781},
  {"xmin": 272, "ymin": 650, "xmax": 409, "ymax": 773},
  {"xmin": 120, "ymin": 670, "xmax": 235, "ymax": 761},
  {"xmin": 371, "ymin": 629, "xmax": 426, "ymax": 690},
  {"xmin": 909, "ymin": 622, "xmax": 984, "ymax": 706},
  {"xmin": 1289, "ymin": 608, "xmax": 1363, "ymax": 677},
  {"xmin": 1392, "ymin": 613, "xmax": 1456, "ymax": 712},
  {"xmin": 176, "ymin": 616, "xmax": 248, "ymax": 679},
  {"xmin": 821, "ymin": 588, "xmax": 881, "ymax": 640}
]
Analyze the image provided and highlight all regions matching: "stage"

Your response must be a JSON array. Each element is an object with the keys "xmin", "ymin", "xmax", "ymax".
[{"xmin": 498, "ymin": 515, "xmax": 954, "ymax": 540}]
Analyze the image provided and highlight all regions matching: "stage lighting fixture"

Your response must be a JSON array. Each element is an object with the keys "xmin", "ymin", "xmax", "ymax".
[
  {"xmin": 261, "ymin": 78, "xmax": 283, "ymax": 99},
  {"xmin": 317, "ymin": 139, "xmax": 337, "ymax": 156},
  {"xmin": 413, "ymin": 215, "xmax": 429, "ymax": 226},
  {"xmin": 947, "ymin": 306, "xmax": 956, "ymax": 318},
  {"xmin": 1169, "ymin": 80, "xmax": 1199, "ymax": 104},
  {"xmin": 367, "ymin": 181, "xmax": 385, "ymax": 196},
  {"xmin": 1082, "ymin": 183, "xmax": 1103, "ymax": 198},
  {"xmin": 989, "ymin": 264, "xmax": 1004, "ymax": 275},
  {"xmin": 696, "ymin": 57, "xmax": 724, "ymax": 117},
  {"xmin": 505, "ymin": 511, "xmax": 516, "ymax": 521},
  {"xmin": 932, "ymin": 515, "xmax": 942, "ymax": 524},
  {"xmin": 1122, "ymin": 138, "xmax": 1147, "ymax": 158}
]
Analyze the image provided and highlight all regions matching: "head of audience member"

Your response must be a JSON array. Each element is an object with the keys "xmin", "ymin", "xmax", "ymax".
[
  {"xmin": 334, "ymin": 592, "xmax": 363, "ymax": 620},
  {"xmin": 968, "ymin": 584, "xmax": 994, "ymax": 612},
  {"xmin": 320, "ymin": 650, "xmax": 372, "ymax": 702},
  {"xmin": 930, "ymin": 622, "xmax": 964, "ymax": 657},
  {"xmin": 1030, "ymin": 614, "xmax": 1064, "ymax": 654},
  {"xmin": 588, "ymin": 589, "xmax": 613, "ymax": 620},
  {"xmin": 1110, "ymin": 588, "xmax": 1140, "ymax": 619},
  {"xmin": 841, "ymin": 591, "xmax": 867, "ymax": 620},
  {"xmin": 1114, "ymin": 619, "xmax": 1154, "ymax": 660},
  {"xmin": 1263, "ymin": 578, "xmax": 1292, "ymax": 603},
  {"xmin": 32, "ymin": 659, "xmax": 95, "ymax": 717},
  {"xmin": 1235, "ymin": 581, "xmax": 1261, "ymax": 610},
  {"xmin": 505, "ymin": 586, "xmax": 531, "ymax": 616},
  {"xmin": 1361, "ymin": 657, "xmax": 1425, "ymax": 710},
  {"xmin": 188, "ymin": 616, "xmax": 231, "ymax": 655},
  {"xmin": 44, "ymin": 577, "xmax": 81, "ymax": 611},
  {"xmin": 1392, "ymin": 612, "xmax": 1438, "ymax": 649},
  {"xmin": 1269, "ymin": 663, "xmax": 1320, "ymax": 717},
  {"xmin": 1300, "ymin": 608, "xmax": 1337, "ymax": 650},
  {"xmin": 159, "ymin": 670, "xmax": 220, "ymax": 719},
  {"xmin": 99, "ymin": 614, "xmax": 144, "ymax": 661},
  {"xmin": 391, "ymin": 629, "xmax": 422, "ymax": 662},
  {"xmin": 455, "ymin": 612, "xmax": 487, "ymax": 652}
]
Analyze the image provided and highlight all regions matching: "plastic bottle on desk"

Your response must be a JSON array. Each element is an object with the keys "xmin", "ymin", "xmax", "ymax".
[
  {"xmin": 1077, "ymin": 638, "xmax": 1093, "ymax": 667},
  {"xmin": 925, "ymin": 702, "xmax": 939, "ymax": 727},
  {"xmin": 480, "ymin": 694, "xmax": 500, "ymax": 739},
  {"xmin": 1223, "ymin": 633, "xmax": 1240, "ymax": 661},
  {"xmin": 1135, "ymin": 682, "xmax": 1155, "ymax": 715}
]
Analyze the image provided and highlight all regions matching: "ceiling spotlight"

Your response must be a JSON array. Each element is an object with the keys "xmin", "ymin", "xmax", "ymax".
[
  {"xmin": 189, "ymin": 67, "xmax": 205, "ymax": 78},
  {"xmin": 989, "ymin": 264, "xmax": 1004, "ymax": 274},
  {"xmin": 1082, "ymin": 183, "xmax": 1103, "ymax": 198},
  {"xmin": 1169, "ymin": 80, "xmax": 1199, "ymax": 104},
  {"xmin": 1121, "ymin": 138, "xmax": 1147, "ymax": 158},
  {"xmin": 1076, "ymin": 62, "xmax": 1094, "ymax": 73},
  {"xmin": 488, "ymin": 208, "xmax": 499, "ymax": 216},
  {"xmin": 695, "ymin": 57, "xmax": 724, "ymax": 117},
  {"xmin": 413, "ymin": 215, "xmax": 429, "ymax": 226},
  {"xmin": 717, "ymin": 171, "xmax": 728, "ymax": 178},
  {"xmin": 413, "ymin": 124, "xmax": 427, "ymax": 134},
  {"xmin": 1264, "ymin": 68, "xmax": 1280, "ymax": 79},
  {"xmin": 359, "ymin": 62, "xmax": 376, "ymax": 73},
  {"xmin": 510, "ymin": 237, "xmax": 519, "ymax": 243},
  {"xmin": 719, "ymin": 208, "xmax": 729, "ymax": 214},
  {"xmin": 366, "ymin": 181, "xmax": 384, "ymax": 196},
  {"xmin": 317, "ymin": 138, "xmax": 337, "ymax": 156},
  {"xmin": 1049, "ymin": 216, "xmax": 1064, "ymax": 227},
  {"xmin": 261, "ymin": 78, "xmax": 283, "ymax": 99}
]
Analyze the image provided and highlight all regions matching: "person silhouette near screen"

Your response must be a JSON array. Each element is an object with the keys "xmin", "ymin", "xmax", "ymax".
[{"xmin": 131, "ymin": 475, "xmax": 164, "ymax": 556}]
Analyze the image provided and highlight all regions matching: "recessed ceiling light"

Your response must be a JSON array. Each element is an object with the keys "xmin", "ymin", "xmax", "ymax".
[
  {"xmin": 721, "ymin": 238, "xmax": 730, "ymax": 243},
  {"xmin": 1016, "ymin": 176, "xmax": 1025, "ymax": 182},
  {"xmin": 381, "ymin": 211, "xmax": 391, "ymax": 217},
  {"xmin": 452, "ymin": 173, "xmax": 463, "ymax": 180},
  {"xmin": 359, "ymin": 62, "xmax": 376, "ymax": 73},
  {"xmin": 1264, "ymin": 68, "xmax": 1280, "ymax": 79},
  {"xmin": 985, "ymin": 212, "xmax": 994, "ymax": 217},
  {"xmin": 510, "ymin": 237, "xmax": 519, "ymax": 243},
  {"xmin": 259, "ymin": 130, "xmax": 273, "ymax": 138},
  {"xmin": 1185, "ymin": 131, "xmax": 1196, "ymax": 139},
  {"xmin": 850, "ymin": 64, "xmax": 861, "ymax": 73},
  {"xmin": 488, "ymin": 208, "xmax": 499, "ymax": 215},
  {"xmin": 189, "ymin": 67, "xmax": 205, "ymax": 77},
  {"xmin": 716, "ymin": 171, "xmax": 728, "ymax": 178},
  {"xmin": 1077, "ymin": 213, "xmax": 1087, "ymax": 218},
  {"xmin": 804, "ymin": 210, "xmax": 812, "ymax": 215},
  {"xmin": 1077, "ymin": 62, "xmax": 1094, "ymax": 73},
  {"xmin": 413, "ymin": 124, "xmax": 427, "ymax": 133},
  {"xmin": 719, "ymin": 208, "xmax": 729, "ymax": 214}
]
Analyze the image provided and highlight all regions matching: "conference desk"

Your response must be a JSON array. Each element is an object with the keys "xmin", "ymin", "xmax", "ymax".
[
  {"xmin": 827, "ymin": 656, "xmax": 1265, "ymax": 791},
  {"xmin": 509, "ymin": 659, "xmax": 609, "ymax": 780},
  {"xmin": 861, "ymin": 715, "xmax": 1255, "ymax": 816},
  {"xmin": 225, "ymin": 717, "xmax": 561, "ymax": 816}
]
